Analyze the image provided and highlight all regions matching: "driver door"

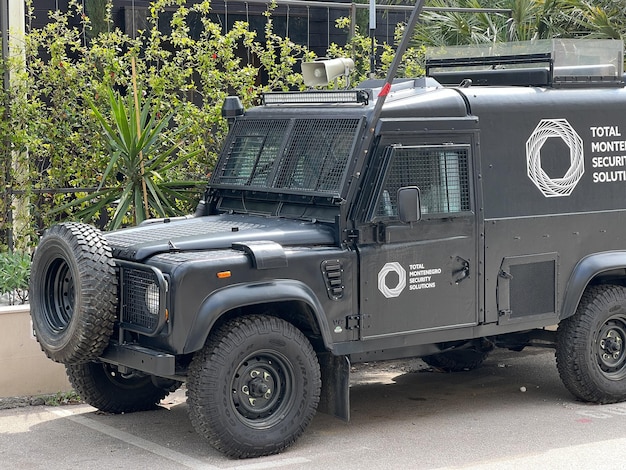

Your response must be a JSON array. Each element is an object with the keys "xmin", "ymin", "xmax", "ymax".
[{"xmin": 357, "ymin": 139, "xmax": 479, "ymax": 339}]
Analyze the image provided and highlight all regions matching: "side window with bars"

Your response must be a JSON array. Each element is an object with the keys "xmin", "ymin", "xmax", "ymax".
[{"xmin": 375, "ymin": 145, "xmax": 471, "ymax": 219}]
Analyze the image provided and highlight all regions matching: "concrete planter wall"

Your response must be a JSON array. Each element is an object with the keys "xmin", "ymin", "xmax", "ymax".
[{"xmin": 0, "ymin": 304, "xmax": 71, "ymax": 397}]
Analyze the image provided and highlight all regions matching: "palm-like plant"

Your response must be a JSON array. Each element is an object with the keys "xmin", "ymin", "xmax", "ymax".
[
  {"xmin": 410, "ymin": 0, "xmax": 564, "ymax": 46},
  {"xmin": 565, "ymin": 0, "xmax": 625, "ymax": 39},
  {"xmin": 53, "ymin": 88, "xmax": 203, "ymax": 230},
  {"xmin": 387, "ymin": 0, "xmax": 624, "ymax": 47}
]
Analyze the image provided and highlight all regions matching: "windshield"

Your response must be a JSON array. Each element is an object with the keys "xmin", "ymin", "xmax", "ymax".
[{"xmin": 210, "ymin": 117, "xmax": 363, "ymax": 197}]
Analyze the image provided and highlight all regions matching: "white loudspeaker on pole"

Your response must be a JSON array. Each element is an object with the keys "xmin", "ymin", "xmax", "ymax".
[{"xmin": 302, "ymin": 58, "xmax": 355, "ymax": 87}]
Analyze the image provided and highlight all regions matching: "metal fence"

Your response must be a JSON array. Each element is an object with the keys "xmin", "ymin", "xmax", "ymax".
[{"xmin": 2, "ymin": 1, "xmax": 512, "ymax": 249}]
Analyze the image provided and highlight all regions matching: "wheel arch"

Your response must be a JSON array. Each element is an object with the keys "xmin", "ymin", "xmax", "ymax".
[
  {"xmin": 561, "ymin": 251, "xmax": 626, "ymax": 320},
  {"xmin": 183, "ymin": 279, "xmax": 333, "ymax": 354}
]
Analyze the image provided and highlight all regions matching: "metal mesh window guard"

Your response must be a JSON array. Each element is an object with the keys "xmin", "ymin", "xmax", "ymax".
[
  {"xmin": 216, "ymin": 119, "xmax": 290, "ymax": 186},
  {"xmin": 377, "ymin": 145, "xmax": 470, "ymax": 218},
  {"xmin": 212, "ymin": 117, "xmax": 361, "ymax": 195},
  {"xmin": 274, "ymin": 119, "xmax": 360, "ymax": 192}
]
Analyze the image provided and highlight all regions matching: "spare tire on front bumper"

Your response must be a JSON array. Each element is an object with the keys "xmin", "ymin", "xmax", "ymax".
[{"xmin": 30, "ymin": 222, "xmax": 118, "ymax": 364}]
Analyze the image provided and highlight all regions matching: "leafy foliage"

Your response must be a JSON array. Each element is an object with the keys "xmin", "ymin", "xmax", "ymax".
[
  {"xmin": 3, "ymin": 0, "xmax": 324, "ymax": 238},
  {"xmin": 327, "ymin": 17, "xmax": 425, "ymax": 85},
  {"xmin": 0, "ymin": 251, "xmax": 30, "ymax": 305},
  {"xmin": 53, "ymin": 88, "xmax": 204, "ymax": 229},
  {"xmin": 405, "ymin": 0, "xmax": 626, "ymax": 46},
  {"xmin": 2, "ymin": 0, "xmax": 623, "ymax": 250}
]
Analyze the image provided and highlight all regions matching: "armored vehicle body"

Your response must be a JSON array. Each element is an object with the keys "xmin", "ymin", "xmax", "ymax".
[{"xmin": 30, "ymin": 37, "xmax": 626, "ymax": 458}]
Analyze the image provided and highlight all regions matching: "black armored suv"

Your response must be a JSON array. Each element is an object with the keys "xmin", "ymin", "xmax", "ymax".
[{"xmin": 30, "ymin": 37, "xmax": 626, "ymax": 458}]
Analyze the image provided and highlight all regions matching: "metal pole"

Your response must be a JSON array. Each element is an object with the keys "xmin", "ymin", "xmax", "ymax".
[
  {"xmin": 369, "ymin": 0, "xmax": 376, "ymax": 78},
  {"xmin": 1, "ymin": 0, "xmax": 8, "ymax": 128},
  {"xmin": 1, "ymin": 0, "xmax": 7, "ymax": 93},
  {"xmin": 1, "ymin": 0, "xmax": 12, "ymax": 249},
  {"xmin": 349, "ymin": 3, "xmax": 355, "ymax": 41}
]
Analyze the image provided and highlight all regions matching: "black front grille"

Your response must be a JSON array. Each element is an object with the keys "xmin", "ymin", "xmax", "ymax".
[{"xmin": 119, "ymin": 265, "xmax": 165, "ymax": 334}]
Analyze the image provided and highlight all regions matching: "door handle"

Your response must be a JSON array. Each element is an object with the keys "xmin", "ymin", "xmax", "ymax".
[{"xmin": 453, "ymin": 257, "xmax": 470, "ymax": 284}]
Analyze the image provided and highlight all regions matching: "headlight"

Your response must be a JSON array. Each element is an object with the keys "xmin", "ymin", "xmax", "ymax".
[{"xmin": 144, "ymin": 282, "xmax": 160, "ymax": 315}]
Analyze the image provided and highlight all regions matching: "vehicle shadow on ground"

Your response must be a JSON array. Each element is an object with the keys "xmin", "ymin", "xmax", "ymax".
[{"xmin": 15, "ymin": 348, "xmax": 586, "ymax": 468}]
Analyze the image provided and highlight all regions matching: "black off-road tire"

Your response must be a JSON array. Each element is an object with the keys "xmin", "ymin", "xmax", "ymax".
[
  {"xmin": 557, "ymin": 285, "xmax": 626, "ymax": 404},
  {"xmin": 30, "ymin": 222, "xmax": 117, "ymax": 364},
  {"xmin": 66, "ymin": 362, "xmax": 180, "ymax": 413},
  {"xmin": 187, "ymin": 315, "xmax": 321, "ymax": 459},
  {"xmin": 422, "ymin": 349, "xmax": 490, "ymax": 372}
]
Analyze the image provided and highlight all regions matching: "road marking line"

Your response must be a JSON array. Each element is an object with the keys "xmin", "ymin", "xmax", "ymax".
[
  {"xmin": 48, "ymin": 408, "xmax": 218, "ymax": 470},
  {"xmin": 229, "ymin": 457, "xmax": 311, "ymax": 469}
]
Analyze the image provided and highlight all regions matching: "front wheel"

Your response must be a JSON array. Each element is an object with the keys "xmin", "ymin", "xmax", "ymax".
[
  {"xmin": 186, "ymin": 315, "xmax": 321, "ymax": 459},
  {"xmin": 66, "ymin": 362, "xmax": 180, "ymax": 413},
  {"xmin": 556, "ymin": 285, "xmax": 626, "ymax": 403}
]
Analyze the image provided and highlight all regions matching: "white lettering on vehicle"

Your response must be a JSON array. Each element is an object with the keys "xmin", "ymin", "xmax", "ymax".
[
  {"xmin": 589, "ymin": 126, "xmax": 626, "ymax": 184},
  {"xmin": 377, "ymin": 262, "xmax": 442, "ymax": 297},
  {"xmin": 590, "ymin": 126, "xmax": 622, "ymax": 138}
]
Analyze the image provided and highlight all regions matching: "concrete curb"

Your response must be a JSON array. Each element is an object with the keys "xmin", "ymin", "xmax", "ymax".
[{"xmin": 0, "ymin": 304, "xmax": 72, "ymax": 397}]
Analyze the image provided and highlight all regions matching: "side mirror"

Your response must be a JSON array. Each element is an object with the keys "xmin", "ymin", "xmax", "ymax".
[{"xmin": 397, "ymin": 186, "xmax": 421, "ymax": 224}]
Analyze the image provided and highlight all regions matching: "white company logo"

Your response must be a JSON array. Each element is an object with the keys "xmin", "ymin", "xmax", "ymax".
[
  {"xmin": 377, "ymin": 262, "xmax": 407, "ymax": 298},
  {"xmin": 526, "ymin": 118, "xmax": 584, "ymax": 197}
]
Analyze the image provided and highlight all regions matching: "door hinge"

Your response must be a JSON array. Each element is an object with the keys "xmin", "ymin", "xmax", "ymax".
[
  {"xmin": 375, "ymin": 223, "xmax": 386, "ymax": 243},
  {"xmin": 346, "ymin": 315, "xmax": 360, "ymax": 330},
  {"xmin": 344, "ymin": 229, "xmax": 359, "ymax": 243}
]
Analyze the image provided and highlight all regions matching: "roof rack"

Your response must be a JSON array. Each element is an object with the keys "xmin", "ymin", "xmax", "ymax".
[{"xmin": 426, "ymin": 39, "xmax": 624, "ymax": 88}]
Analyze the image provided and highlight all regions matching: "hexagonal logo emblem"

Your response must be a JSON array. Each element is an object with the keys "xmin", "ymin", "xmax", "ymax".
[
  {"xmin": 377, "ymin": 262, "xmax": 406, "ymax": 298},
  {"xmin": 526, "ymin": 119, "xmax": 584, "ymax": 197}
]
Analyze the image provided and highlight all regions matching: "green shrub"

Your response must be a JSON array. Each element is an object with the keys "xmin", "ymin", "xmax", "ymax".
[
  {"xmin": 2, "ymin": 0, "xmax": 418, "ymax": 244},
  {"xmin": 9, "ymin": 0, "xmax": 317, "ymax": 235},
  {"xmin": 0, "ymin": 251, "xmax": 30, "ymax": 305}
]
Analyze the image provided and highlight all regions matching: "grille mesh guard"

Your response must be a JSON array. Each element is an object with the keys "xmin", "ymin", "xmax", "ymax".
[{"xmin": 118, "ymin": 262, "xmax": 168, "ymax": 336}]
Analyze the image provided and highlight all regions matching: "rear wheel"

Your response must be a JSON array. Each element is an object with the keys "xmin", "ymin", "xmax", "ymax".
[
  {"xmin": 187, "ymin": 315, "xmax": 321, "ymax": 458},
  {"xmin": 30, "ymin": 223, "xmax": 117, "ymax": 364},
  {"xmin": 557, "ymin": 285, "xmax": 626, "ymax": 403},
  {"xmin": 66, "ymin": 362, "xmax": 180, "ymax": 413},
  {"xmin": 422, "ymin": 349, "xmax": 490, "ymax": 372}
]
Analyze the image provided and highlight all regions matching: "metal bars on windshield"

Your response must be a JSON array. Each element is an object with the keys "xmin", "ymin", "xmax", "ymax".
[{"xmin": 211, "ymin": 117, "xmax": 363, "ymax": 197}]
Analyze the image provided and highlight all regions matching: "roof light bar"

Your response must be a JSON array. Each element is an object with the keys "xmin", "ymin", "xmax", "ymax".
[{"xmin": 262, "ymin": 90, "xmax": 369, "ymax": 106}]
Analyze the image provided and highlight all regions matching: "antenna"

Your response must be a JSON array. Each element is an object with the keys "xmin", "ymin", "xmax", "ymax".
[
  {"xmin": 342, "ymin": 0, "xmax": 427, "ymax": 226},
  {"xmin": 371, "ymin": 0, "xmax": 426, "ymax": 119}
]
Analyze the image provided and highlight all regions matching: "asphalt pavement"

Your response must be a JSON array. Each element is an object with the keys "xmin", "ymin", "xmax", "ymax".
[{"xmin": 3, "ymin": 347, "xmax": 626, "ymax": 469}]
